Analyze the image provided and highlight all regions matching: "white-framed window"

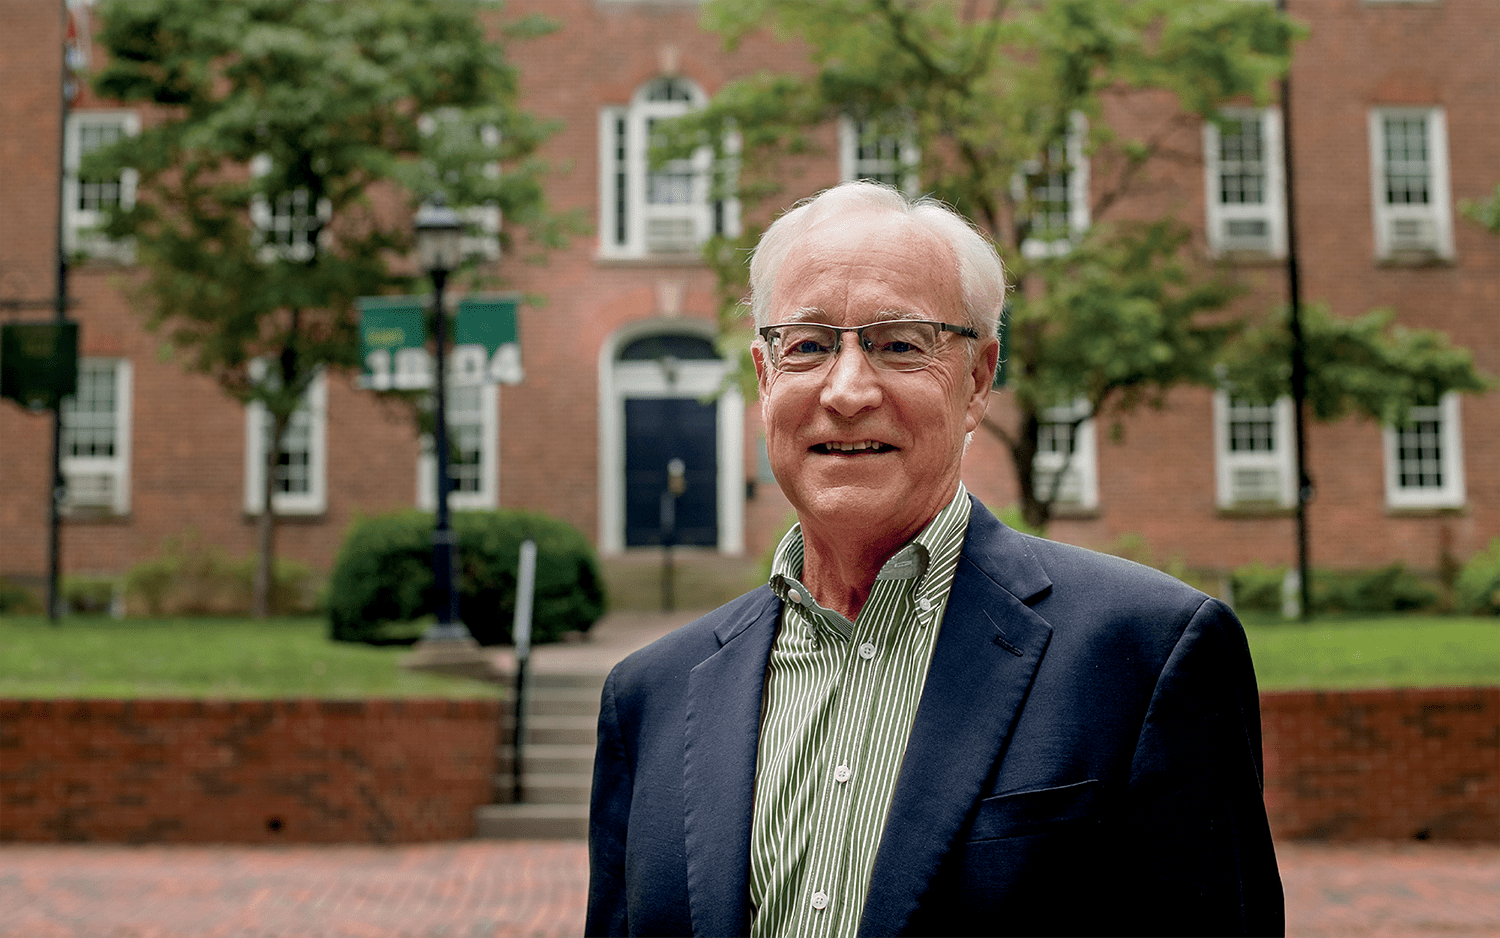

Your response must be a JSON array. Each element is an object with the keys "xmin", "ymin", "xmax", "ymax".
[
  {"xmin": 1033, "ymin": 398, "xmax": 1098, "ymax": 510},
  {"xmin": 838, "ymin": 117, "xmax": 918, "ymax": 193},
  {"xmin": 1213, "ymin": 391, "xmax": 1296, "ymax": 508},
  {"xmin": 598, "ymin": 76, "xmax": 740, "ymax": 258},
  {"xmin": 244, "ymin": 368, "xmax": 327, "ymax": 515},
  {"xmin": 1203, "ymin": 108, "xmax": 1285, "ymax": 257},
  {"xmin": 60, "ymin": 358, "xmax": 132, "ymax": 515},
  {"xmin": 1384, "ymin": 392, "xmax": 1465, "ymax": 509},
  {"xmin": 63, "ymin": 110, "xmax": 139, "ymax": 259},
  {"xmin": 249, "ymin": 154, "xmax": 332, "ymax": 263},
  {"xmin": 1017, "ymin": 116, "xmax": 1090, "ymax": 258},
  {"xmin": 1368, "ymin": 108, "xmax": 1453, "ymax": 260},
  {"xmin": 418, "ymin": 382, "xmax": 498, "ymax": 510}
]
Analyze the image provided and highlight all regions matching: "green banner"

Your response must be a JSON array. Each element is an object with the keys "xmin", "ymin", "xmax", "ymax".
[
  {"xmin": 1, "ymin": 321, "xmax": 79, "ymax": 409},
  {"xmin": 357, "ymin": 294, "xmax": 522, "ymax": 390}
]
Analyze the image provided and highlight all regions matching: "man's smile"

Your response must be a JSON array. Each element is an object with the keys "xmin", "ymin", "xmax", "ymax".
[{"xmin": 810, "ymin": 440, "xmax": 896, "ymax": 455}]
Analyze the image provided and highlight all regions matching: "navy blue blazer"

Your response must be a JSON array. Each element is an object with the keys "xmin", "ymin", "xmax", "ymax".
[{"xmin": 588, "ymin": 498, "xmax": 1284, "ymax": 937}]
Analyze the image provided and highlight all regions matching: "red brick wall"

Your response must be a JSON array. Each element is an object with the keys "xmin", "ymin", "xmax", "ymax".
[
  {"xmin": 0, "ymin": 698, "xmax": 501, "ymax": 844},
  {"xmin": 2, "ymin": 688, "xmax": 1495, "ymax": 844},
  {"xmin": 1262, "ymin": 686, "xmax": 1500, "ymax": 843},
  {"xmin": 3, "ymin": 0, "xmax": 1498, "ymax": 588}
]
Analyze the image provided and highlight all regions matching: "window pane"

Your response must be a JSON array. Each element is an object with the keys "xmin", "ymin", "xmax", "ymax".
[
  {"xmin": 62, "ymin": 361, "xmax": 118, "ymax": 458},
  {"xmin": 445, "ymin": 384, "xmax": 484, "ymax": 494},
  {"xmin": 264, "ymin": 406, "xmax": 313, "ymax": 495},
  {"xmin": 1027, "ymin": 140, "xmax": 1072, "ymax": 241},
  {"xmin": 1384, "ymin": 116, "xmax": 1431, "ymax": 205},
  {"xmin": 1218, "ymin": 116, "xmax": 1265, "ymax": 206},
  {"xmin": 1227, "ymin": 398, "xmax": 1277, "ymax": 453},
  {"xmin": 1396, "ymin": 406, "xmax": 1444, "ymax": 489},
  {"xmin": 76, "ymin": 120, "xmax": 125, "ymax": 213}
]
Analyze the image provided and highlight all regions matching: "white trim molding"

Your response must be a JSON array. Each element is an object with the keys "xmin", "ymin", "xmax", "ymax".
[
  {"xmin": 597, "ymin": 318, "xmax": 744, "ymax": 555},
  {"xmin": 244, "ymin": 368, "xmax": 328, "ymax": 515},
  {"xmin": 1203, "ymin": 108, "xmax": 1286, "ymax": 258},
  {"xmin": 1384, "ymin": 392, "xmax": 1466, "ymax": 509},
  {"xmin": 1368, "ymin": 107, "xmax": 1453, "ymax": 261},
  {"xmin": 1213, "ymin": 391, "xmax": 1296, "ymax": 509},
  {"xmin": 60, "ymin": 357, "xmax": 132, "ymax": 515}
]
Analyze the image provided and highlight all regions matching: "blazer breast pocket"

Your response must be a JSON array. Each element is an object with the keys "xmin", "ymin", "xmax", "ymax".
[{"xmin": 965, "ymin": 778, "xmax": 1100, "ymax": 842}]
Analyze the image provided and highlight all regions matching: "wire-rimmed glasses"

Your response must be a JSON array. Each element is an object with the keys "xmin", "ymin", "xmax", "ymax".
[{"xmin": 756, "ymin": 319, "xmax": 980, "ymax": 374}]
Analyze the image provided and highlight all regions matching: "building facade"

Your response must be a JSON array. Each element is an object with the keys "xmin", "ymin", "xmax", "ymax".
[{"xmin": 2, "ymin": 0, "xmax": 1496, "ymax": 600}]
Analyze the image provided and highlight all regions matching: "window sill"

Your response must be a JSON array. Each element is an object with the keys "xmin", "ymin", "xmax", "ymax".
[
  {"xmin": 1048, "ymin": 505, "xmax": 1100, "ymax": 521},
  {"xmin": 61, "ymin": 508, "xmax": 132, "ymax": 524},
  {"xmin": 1384, "ymin": 504, "xmax": 1467, "ymax": 518},
  {"xmin": 242, "ymin": 510, "xmax": 328, "ymax": 524},
  {"xmin": 1376, "ymin": 251, "xmax": 1454, "ymax": 269},
  {"xmin": 1212, "ymin": 250, "xmax": 1286, "ymax": 268},
  {"xmin": 1216, "ymin": 505, "xmax": 1296, "ymax": 519},
  {"xmin": 593, "ymin": 252, "xmax": 708, "ymax": 269}
]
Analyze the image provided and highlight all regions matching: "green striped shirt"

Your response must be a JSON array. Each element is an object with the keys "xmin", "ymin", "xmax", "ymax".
[{"xmin": 749, "ymin": 484, "xmax": 973, "ymax": 938}]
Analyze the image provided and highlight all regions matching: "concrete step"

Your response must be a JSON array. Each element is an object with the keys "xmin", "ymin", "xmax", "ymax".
[
  {"xmin": 500, "ymin": 713, "xmax": 598, "ymax": 746},
  {"xmin": 474, "ymin": 802, "xmax": 588, "ymax": 840},
  {"xmin": 490, "ymin": 772, "xmax": 593, "ymax": 805},
  {"xmin": 496, "ymin": 743, "xmax": 596, "ymax": 776},
  {"xmin": 514, "ymin": 685, "xmax": 606, "ymax": 717}
]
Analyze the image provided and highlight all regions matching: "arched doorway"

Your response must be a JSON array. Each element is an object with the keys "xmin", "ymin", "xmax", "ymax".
[{"xmin": 599, "ymin": 322, "xmax": 744, "ymax": 555}]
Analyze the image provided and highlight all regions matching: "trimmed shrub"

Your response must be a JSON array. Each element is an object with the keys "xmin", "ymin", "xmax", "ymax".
[
  {"xmin": 61, "ymin": 574, "xmax": 119, "ymax": 615},
  {"xmin": 327, "ymin": 509, "xmax": 607, "ymax": 646},
  {"xmin": 1314, "ymin": 563, "xmax": 1441, "ymax": 614},
  {"xmin": 124, "ymin": 534, "xmax": 319, "ymax": 616},
  {"xmin": 1231, "ymin": 561, "xmax": 1441, "ymax": 616},
  {"xmin": 1456, "ymin": 538, "xmax": 1500, "ymax": 616},
  {"xmin": 0, "ymin": 577, "xmax": 42, "ymax": 614},
  {"xmin": 1231, "ymin": 563, "xmax": 1288, "ymax": 613}
]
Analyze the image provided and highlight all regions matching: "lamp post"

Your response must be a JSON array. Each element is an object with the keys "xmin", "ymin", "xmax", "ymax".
[{"xmin": 414, "ymin": 195, "xmax": 475, "ymax": 647}]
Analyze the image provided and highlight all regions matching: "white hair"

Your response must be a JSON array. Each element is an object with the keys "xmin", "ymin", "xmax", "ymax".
[{"xmin": 747, "ymin": 181, "xmax": 1008, "ymax": 337}]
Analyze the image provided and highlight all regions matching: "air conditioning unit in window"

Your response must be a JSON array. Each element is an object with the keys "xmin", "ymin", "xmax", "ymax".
[
  {"xmin": 1387, "ymin": 216, "xmax": 1438, "ymax": 253},
  {"xmin": 1221, "ymin": 218, "xmax": 1272, "ymax": 253},
  {"xmin": 64, "ymin": 471, "xmax": 116, "ymax": 510},
  {"xmin": 1230, "ymin": 467, "xmax": 1282, "ymax": 505},
  {"xmin": 645, "ymin": 212, "xmax": 699, "ymax": 254}
]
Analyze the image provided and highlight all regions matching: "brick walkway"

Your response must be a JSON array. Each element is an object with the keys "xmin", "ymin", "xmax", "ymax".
[{"xmin": 1, "ymin": 839, "xmax": 1494, "ymax": 937}]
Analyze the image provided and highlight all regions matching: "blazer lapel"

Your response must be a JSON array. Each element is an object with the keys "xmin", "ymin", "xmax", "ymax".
[
  {"xmin": 859, "ymin": 500, "xmax": 1055, "ymax": 937},
  {"xmin": 683, "ymin": 588, "xmax": 781, "ymax": 938}
]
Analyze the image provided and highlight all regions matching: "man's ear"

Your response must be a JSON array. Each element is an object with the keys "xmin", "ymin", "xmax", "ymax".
[
  {"xmin": 752, "ymin": 342, "xmax": 771, "ymax": 394},
  {"xmin": 964, "ymin": 337, "xmax": 1001, "ymax": 433}
]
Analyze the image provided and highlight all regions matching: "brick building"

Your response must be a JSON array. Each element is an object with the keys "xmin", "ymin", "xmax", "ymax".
[{"xmin": 2, "ymin": 0, "xmax": 1496, "ymax": 603}]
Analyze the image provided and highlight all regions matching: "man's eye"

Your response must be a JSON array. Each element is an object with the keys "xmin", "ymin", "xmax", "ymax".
[{"xmin": 877, "ymin": 340, "xmax": 919, "ymax": 354}]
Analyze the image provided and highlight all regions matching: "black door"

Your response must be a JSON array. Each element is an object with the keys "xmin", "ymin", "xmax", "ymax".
[{"xmin": 624, "ymin": 397, "xmax": 718, "ymax": 547}]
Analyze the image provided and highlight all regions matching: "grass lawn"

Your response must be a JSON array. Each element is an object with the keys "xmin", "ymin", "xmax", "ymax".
[
  {"xmin": 1242, "ymin": 613, "xmax": 1500, "ymax": 691},
  {"xmin": 0, "ymin": 615, "xmax": 499, "ymax": 698},
  {"xmin": 1, "ymin": 612, "xmax": 1497, "ymax": 698}
]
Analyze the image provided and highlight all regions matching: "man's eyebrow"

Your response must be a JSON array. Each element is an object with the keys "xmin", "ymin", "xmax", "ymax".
[{"xmin": 783, "ymin": 307, "xmax": 926, "ymax": 323}]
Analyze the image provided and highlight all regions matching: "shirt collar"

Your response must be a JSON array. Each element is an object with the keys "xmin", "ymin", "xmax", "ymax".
[{"xmin": 767, "ymin": 483, "xmax": 969, "ymax": 641}]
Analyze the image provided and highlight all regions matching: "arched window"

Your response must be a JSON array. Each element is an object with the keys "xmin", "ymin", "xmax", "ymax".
[{"xmin": 598, "ymin": 77, "xmax": 739, "ymax": 258}]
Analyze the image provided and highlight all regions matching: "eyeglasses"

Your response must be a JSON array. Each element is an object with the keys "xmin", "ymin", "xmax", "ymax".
[{"xmin": 756, "ymin": 319, "xmax": 981, "ymax": 374}]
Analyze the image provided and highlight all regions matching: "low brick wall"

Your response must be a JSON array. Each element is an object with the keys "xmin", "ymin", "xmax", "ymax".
[
  {"xmin": 0, "ymin": 699, "xmax": 502, "ymax": 844},
  {"xmin": 1261, "ymin": 686, "xmax": 1499, "ymax": 842},
  {"xmin": 2, "ymin": 688, "xmax": 1496, "ymax": 844}
]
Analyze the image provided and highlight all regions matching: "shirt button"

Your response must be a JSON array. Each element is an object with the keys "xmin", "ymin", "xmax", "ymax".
[
  {"xmin": 833, "ymin": 764, "xmax": 852, "ymax": 783},
  {"xmin": 858, "ymin": 642, "xmax": 876, "ymax": 660},
  {"xmin": 788, "ymin": 589, "xmax": 803, "ymax": 605},
  {"xmin": 811, "ymin": 891, "xmax": 829, "ymax": 911},
  {"xmin": 917, "ymin": 595, "xmax": 933, "ymax": 613}
]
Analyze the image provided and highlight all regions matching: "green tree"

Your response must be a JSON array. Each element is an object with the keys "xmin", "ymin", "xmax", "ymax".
[
  {"xmin": 668, "ymin": 0, "xmax": 1488, "ymax": 531},
  {"xmin": 88, "ymin": 0, "xmax": 574, "ymax": 616},
  {"xmin": 664, "ymin": 0, "xmax": 1301, "ymax": 528}
]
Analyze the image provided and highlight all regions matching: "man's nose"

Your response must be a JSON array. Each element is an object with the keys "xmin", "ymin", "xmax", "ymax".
[{"xmin": 818, "ymin": 336, "xmax": 883, "ymax": 416}]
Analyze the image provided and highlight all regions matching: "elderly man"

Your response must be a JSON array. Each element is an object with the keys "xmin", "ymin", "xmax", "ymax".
[{"xmin": 587, "ymin": 182, "xmax": 1283, "ymax": 937}]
